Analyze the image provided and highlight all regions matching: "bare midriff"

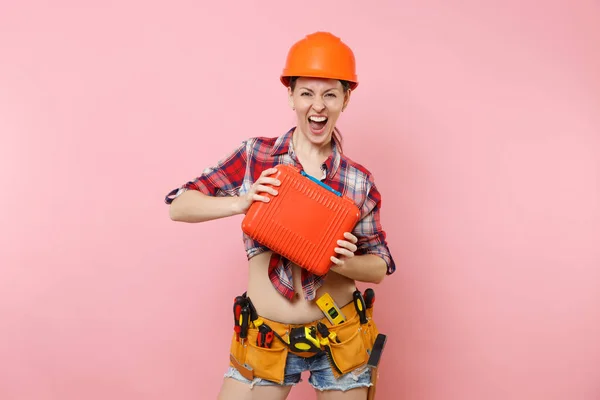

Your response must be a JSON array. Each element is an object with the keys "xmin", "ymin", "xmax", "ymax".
[{"xmin": 246, "ymin": 251, "xmax": 356, "ymax": 324}]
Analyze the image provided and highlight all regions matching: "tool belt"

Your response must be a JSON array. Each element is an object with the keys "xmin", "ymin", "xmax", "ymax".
[{"xmin": 229, "ymin": 290, "xmax": 381, "ymax": 385}]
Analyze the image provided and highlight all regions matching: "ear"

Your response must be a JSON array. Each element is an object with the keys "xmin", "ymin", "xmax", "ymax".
[
  {"xmin": 287, "ymin": 87, "xmax": 295, "ymax": 110},
  {"xmin": 342, "ymin": 89, "xmax": 352, "ymax": 111}
]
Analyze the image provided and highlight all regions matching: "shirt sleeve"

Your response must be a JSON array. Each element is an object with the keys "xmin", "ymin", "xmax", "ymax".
[
  {"xmin": 164, "ymin": 140, "xmax": 249, "ymax": 204},
  {"xmin": 353, "ymin": 178, "xmax": 396, "ymax": 275}
]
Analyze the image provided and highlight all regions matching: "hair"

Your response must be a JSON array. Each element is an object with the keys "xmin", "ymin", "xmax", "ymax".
[{"xmin": 288, "ymin": 76, "xmax": 351, "ymax": 153}]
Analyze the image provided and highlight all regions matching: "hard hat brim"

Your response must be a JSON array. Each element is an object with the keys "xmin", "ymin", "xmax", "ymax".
[{"xmin": 280, "ymin": 74, "xmax": 358, "ymax": 91}]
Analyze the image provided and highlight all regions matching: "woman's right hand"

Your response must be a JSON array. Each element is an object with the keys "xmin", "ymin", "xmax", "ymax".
[{"xmin": 236, "ymin": 167, "xmax": 281, "ymax": 214}]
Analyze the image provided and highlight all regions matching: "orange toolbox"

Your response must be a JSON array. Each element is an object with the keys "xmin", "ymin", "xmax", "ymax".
[{"xmin": 242, "ymin": 165, "xmax": 361, "ymax": 276}]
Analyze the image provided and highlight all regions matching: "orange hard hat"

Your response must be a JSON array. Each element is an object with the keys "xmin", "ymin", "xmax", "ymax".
[{"xmin": 280, "ymin": 32, "xmax": 358, "ymax": 90}]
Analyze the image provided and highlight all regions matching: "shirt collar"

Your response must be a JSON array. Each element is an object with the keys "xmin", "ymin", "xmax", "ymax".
[
  {"xmin": 270, "ymin": 128, "xmax": 294, "ymax": 156},
  {"xmin": 323, "ymin": 135, "xmax": 342, "ymax": 180},
  {"xmin": 271, "ymin": 127, "xmax": 342, "ymax": 180}
]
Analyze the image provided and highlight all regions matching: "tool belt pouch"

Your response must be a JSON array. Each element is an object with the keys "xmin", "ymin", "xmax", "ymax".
[
  {"xmin": 229, "ymin": 328, "xmax": 289, "ymax": 384},
  {"xmin": 327, "ymin": 307, "xmax": 380, "ymax": 377},
  {"xmin": 364, "ymin": 307, "xmax": 379, "ymax": 349}
]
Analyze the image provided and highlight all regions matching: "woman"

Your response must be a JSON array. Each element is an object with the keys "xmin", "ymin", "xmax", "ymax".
[{"xmin": 165, "ymin": 32, "xmax": 395, "ymax": 400}]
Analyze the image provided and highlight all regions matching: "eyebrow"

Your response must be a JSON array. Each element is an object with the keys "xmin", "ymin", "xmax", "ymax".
[{"xmin": 299, "ymin": 87, "xmax": 340, "ymax": 93}]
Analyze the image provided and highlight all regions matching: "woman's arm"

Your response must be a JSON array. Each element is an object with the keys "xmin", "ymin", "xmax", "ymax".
[
  {"xmin": 330, "ymin": 253, "xmax": 387, "ymax": 284},
  {"xmin": 329, "ymin": 175, "xmax": 396, "ymax": 284},
  {"xmin": 169, "ymin": 190, "xmax": 244, "ymax": 223},
  {"xmin": 169, "ymin": 167, "xmax": 281, "ymax": 223}
]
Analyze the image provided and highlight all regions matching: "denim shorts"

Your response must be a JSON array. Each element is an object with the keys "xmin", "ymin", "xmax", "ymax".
[{"xmin": 224, "ymin": 350, "xmax": 372, "ymax": 391}]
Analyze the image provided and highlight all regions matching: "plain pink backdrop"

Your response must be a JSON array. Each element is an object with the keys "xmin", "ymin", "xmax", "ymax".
[{"xmin": 1, "ymin": 1, "xmax": 599, "ymax": 399}]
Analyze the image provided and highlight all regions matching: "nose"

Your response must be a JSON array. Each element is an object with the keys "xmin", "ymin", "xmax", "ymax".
[{"xmin": 311, "ymin": 99, "xmax": 325, "ymax": 113}]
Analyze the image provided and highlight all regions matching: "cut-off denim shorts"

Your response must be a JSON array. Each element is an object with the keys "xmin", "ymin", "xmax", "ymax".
[{"xmin": 224, "ymin": 350, "xmax": 372, "ymax": 391}]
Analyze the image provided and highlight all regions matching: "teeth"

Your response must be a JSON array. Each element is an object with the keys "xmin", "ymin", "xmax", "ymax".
[{"xmin": 309, "ymin": 116, "xmax": 327, "ymax": 122}]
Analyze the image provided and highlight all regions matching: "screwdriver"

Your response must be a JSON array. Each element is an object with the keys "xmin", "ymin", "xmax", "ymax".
[
  {"xmin": 246, "ymin": 297, "xmax": 265, "ymax": 329},
  {"xmin": 239, "ymin": 306, "xmax": 249, "ymax": 345},
  {"xmin": 233, "ymin": 296, "xmax": 245, "ymax": 341},
  {"xmin": 353, "ymin": 290, "xmax": 368, "ymax": 324}
]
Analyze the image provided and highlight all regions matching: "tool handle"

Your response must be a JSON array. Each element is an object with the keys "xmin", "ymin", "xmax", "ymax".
[
  {"xmin": 367, "ymin": 333, "xmax": 387, "ymax": 368},
  {"xmin": 233, "ymin": 296, "xmax": 244, "ymax": 321},
  {"xmin": 233, "ymin": 296, "xmax": 245, "ymax": 340},
  {"xmin": 265, "ymin": 331, "xmax": 274, "ymax": 347},
  {"xmin": 239, "ymin": 306, "xmax": 249, "ymax": 341},
  {"xmin": 353, "ymin": 290, "xmax": 368, "ymax": 324},
  {"xmin": 316, "ymin": 322, "xmax": 330, "ymax": 338},
  {"xmin": 317, "ymin": 322, "xmax": 341, "ymax": 344},
  {"xmin": 257, "ymin": 325, "xmax": 274, "ymax": 348},
  {"xmin": 363, "ymin": 288, "xmax": 375, "ymax": 309}
]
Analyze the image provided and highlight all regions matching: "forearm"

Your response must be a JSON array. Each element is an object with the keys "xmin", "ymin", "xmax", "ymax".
[
  {"xmin": 169, "ymin": 190, "xmax": 242, "ymax": 223},
  {"xmin": 330, "ymin": 254, "xmax": 387, "ymax": 284}
]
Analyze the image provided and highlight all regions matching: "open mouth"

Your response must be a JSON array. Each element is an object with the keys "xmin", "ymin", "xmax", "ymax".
[{"xmin": 308, "ymin": 115, "xmax": 328, "ymax": 133}]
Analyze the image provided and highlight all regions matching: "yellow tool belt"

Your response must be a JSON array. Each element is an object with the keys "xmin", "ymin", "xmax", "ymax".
[{"xmin": 229, "ymin": 300, "xmax": 380, "ymax": 385}]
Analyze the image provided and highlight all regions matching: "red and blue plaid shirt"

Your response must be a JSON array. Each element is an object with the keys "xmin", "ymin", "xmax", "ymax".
[{"xmin": 165, "ymin": 128, "xmax": 395, "ymax": 301}]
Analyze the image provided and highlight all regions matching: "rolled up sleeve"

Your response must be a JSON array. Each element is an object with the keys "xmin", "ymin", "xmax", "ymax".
[
  {"xmin": 353, "ymin": 179, "xmax": 396, "ymax": 275},
  {"xmin": 164, "ymin": 141, "xmax": 249, "ymax": 204}
]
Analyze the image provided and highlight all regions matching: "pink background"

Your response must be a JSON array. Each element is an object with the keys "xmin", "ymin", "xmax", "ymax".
[{"xmin": 1, "ymin": 1, "xmax": 599, "ymax": 399}]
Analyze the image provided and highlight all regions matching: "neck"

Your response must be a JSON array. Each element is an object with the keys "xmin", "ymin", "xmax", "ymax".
[{"xmin": 292, "ymin": 128, "xmax": 333, "ymax": 165}]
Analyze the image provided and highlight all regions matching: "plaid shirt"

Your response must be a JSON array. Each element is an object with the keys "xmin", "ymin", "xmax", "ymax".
[{"xmin": 165, "ymin": 128, "xmax": 396, "ymax": 301}]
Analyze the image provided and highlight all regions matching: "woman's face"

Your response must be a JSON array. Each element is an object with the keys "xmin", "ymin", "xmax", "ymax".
[{"xmin": 288, "ymin": 77, "xmax": 350, "ymax": 146}]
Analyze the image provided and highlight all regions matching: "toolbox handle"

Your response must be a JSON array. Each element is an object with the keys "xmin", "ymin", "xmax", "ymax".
[{"xmin": 300, "ymin": 170, "xmax": 342, "ymax": 197}]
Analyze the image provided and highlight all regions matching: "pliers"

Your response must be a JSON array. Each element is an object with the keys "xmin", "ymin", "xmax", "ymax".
[{"xmin": 257, "ymin": 324, "xmax": 274, "ymax": 348}]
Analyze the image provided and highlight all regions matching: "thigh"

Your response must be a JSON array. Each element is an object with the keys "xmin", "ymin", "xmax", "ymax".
[
  {"xmin": 308, "ymin": 353, "xmax": 372, "ymax": 398},
  {"xmin": 218, "ymin": 377, "xmax": 293, "ymax": 400},
  {"xmin": 316, "ymin": 387, "xmax": 368, "ymax": 400}
]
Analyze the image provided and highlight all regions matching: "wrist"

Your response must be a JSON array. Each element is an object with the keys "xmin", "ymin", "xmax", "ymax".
[
  {"xmin": 231, "ymin": 196, "xmax": 245, "ymax": 216},
  {"xmin": 329, "ymin": 264, "xmax": 345, "ymax": 275}
]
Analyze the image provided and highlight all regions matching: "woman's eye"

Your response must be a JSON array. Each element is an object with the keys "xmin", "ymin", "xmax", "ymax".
[
  {"xmin": 301, "ymin": 92, "xmax": 311, "ymax": 96},
  {"xmin": 326, "ymin": 93, "xmax": 337, "ymax": 98}
]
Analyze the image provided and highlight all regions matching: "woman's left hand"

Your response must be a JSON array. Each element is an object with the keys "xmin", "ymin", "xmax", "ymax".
[{"xmin": 330, "ymin": 232, "xmax": 358, "ymax": 267}]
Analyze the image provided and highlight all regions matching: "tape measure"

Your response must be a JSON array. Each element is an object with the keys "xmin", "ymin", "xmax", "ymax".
[{"xmin": 288, "ymin": 327, "xmax": 321, "ymax": 353}]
